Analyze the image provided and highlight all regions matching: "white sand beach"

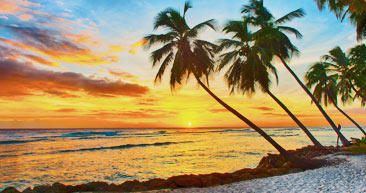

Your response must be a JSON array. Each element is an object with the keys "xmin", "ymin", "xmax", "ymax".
[{"xmin": 152, "ymin": 154, "xmax": 366, "ymax": 193}]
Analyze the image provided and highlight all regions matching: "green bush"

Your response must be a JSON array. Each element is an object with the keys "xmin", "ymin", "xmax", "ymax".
[
  {"xmin": 354, "ymin": 137, "xmax": 366, "ymax": 146},
  {"xmin": 346, "ymin": 137, "xmax": 366, "ymax": 154},
  {"xmin": 361, "ymin": 137, "xmax": 366, "ymax": 144}
]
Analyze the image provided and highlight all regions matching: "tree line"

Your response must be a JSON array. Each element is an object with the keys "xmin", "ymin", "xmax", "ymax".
[{"xmin": 143, "ymin": 0, "xmax": 366, "ymax": 167}]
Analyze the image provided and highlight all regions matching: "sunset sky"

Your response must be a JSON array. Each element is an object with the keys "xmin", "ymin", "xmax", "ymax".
[{"xmin": 0, "ymin": 0, "xmax": 365, "ymax": 129}]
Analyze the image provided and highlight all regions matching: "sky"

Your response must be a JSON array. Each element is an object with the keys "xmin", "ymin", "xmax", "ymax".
[{"xmin": 0, "ymin": 0, "xmax": 365, "ymax": 129}]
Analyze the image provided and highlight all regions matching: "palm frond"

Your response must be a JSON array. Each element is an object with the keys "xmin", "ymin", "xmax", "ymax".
[
  {"xmin": 186, "ymin": 19, "xmax": 216, "ymax": 38},
  {"xmin": 275, "ymin": 9, "xmax": 305, "ymax": 25},
  {"xmin": 183, "ymin": 1, "xmax": 192, "ymax": 17},
  {"xmin": 217, "ymin": 50, "xmax": 239, "ymax": 71},
  {"xmin": 150, "ymin": 42, "xmax": 176, "ymax": 67},
  {"xmin": 154, "ymin": 52, "xmax": 174, "ymax": 83},
  {"xmin": 223, "ymin": 20, "xmax": 250, "ymax": 41},
  {"xmin": 216, "ymin": 39, "xmax": 243, "ymax": 52},
  {"xmin": 144, "ymin": 32, "xmax": 177, "ymax": 48},
  {"xmin": 278, "ymin": 26, "xmax": 303, "ymax": 39}
]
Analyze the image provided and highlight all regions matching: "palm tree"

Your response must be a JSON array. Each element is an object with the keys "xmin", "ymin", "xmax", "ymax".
[
  {"xmin": 314, "ymin": 0, "xmax": 366, "ymax": 40},
  {"xmin": 349, "ymin": 44, "xmax": 366, "ymax": 106},
  {"xmin": 305, "ymin": 61, "xmax": 366, "ymax": 136},
  {"xmin": 242, "ymin": 0, "xmax": 352, "ymax": 146},
  {"xmin": 323, "ymin": 46, "xmax": 366, "ymax": 104},
  {"xmin": 217, "ymin": 20, "xmax": 322, "ymax": 147},
  {"xmin": 144, "ymin": 1, "xmax": 322, "ymax": 167}
]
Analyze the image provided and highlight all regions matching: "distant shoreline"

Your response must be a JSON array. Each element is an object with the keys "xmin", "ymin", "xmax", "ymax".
[{"xmin": 0, "ymin": 126, "xmax": 364, "ymax": 130}]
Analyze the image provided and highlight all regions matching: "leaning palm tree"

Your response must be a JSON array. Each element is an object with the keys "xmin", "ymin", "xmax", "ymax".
[
  {"xmin": 217, "ymin": 20, "xmax": 322, "ymax": 147},
  {"xmin": 323, "ymin": 46, "xmax": 366, "ymax": 104},
  {"xmin": 349, "ymin": 44, "xmax": 366, "ymax": 106},
  {"xmin": 241, "ymin": 0, "xmax": 351, "ymax": 146},
  {"xmin": 144, "ymin": 1, "xmax": 322, "ymax": 167},
  {"xmin": 314, "ymin": 0, "xmax": 366, "ymax": 40},
  {"xmin": 305, "ymin": 61, "xmax": 366, "ymax": 136}
]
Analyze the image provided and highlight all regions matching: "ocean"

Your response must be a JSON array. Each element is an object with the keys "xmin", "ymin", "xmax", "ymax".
[{"xmin": 0, "ymin": 127, "xmax": 363, "ymax": 191}]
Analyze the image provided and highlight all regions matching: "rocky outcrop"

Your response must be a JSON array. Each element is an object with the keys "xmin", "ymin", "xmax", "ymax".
[{"xmin": 1, "ymin": 187, "xmax": 20, "ymax": 193}]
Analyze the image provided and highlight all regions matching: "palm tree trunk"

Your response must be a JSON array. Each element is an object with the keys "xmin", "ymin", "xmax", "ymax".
[
  {"xmin": 192, "ymin": 74, "xmax": 290, "ymax": 157},
  {"xmin": 279, "ymin": 57, "xmax": 352, "ymax": 146},
  {"xmin": 193, "ymin": 74, "xmax": 327, "ymax": 169},
  {"xmin": 334, "ymin": 103, "xmax": 366, "ymax": 136},
  {"xmin": 266, "ymin": 90, "xmax": 323, "ymax": 147},
  {"xmin": 349, "ymin": 80, "xmax": 366, "ymax": 100},
  {"xmin": 324, "ymin": 84, "xmax": 366, "ymax": 137}
]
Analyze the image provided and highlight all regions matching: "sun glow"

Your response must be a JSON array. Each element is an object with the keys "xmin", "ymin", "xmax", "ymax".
[{"xmin": 188, "ymin": 122, "xmax": 192, "ymax": 126}]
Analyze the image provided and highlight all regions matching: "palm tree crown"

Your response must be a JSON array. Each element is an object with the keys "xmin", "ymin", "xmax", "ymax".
[
  {"xmin": 216, "ymin": 20, "xmax": 276, "ymax": 95},
  {"xmin": 144, "ymin": 1, "xmax": 217, "ymax": 89},
  {"xmin": 217, "ymin": 18, "xmax": 322, "ymax": 147},
  {"xmin": 241, "ymin": 0, "xmax": 351, "ymax": 146},
  {"xmin": 305, "ymin": 62, "xmax": 339, "ymax": 106},
  {"xmin": 349, "ymin": 44, "xmax": 366, "ymax": 106},
  {"xmin": 241, "ymin": 0, "xmax": 305, "ymax": 61},
  {"xmin": 322, "ymin": 46, "xmax": 366, "ymax": 105},
  {"xmin": 306, "ymin": 48, "xmax": 366, "ymax": 136},
  {"xmin": 314, "ymin": 0, "xmax": 366, "ymax": 40}
]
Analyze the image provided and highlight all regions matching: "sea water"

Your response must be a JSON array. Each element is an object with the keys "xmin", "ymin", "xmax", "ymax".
[{"xmin": 0, "ymin": 127, "xmax": 363, "ymax": 190}]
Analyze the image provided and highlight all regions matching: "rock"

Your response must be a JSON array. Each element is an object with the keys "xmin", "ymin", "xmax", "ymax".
[
  {"xmin": 257, "ymin": 154, "xmax": 286, "ymax": 168},
  {"xmin": 33, "ymin": 185, "xmax": 51, "ymax": 193},
  {"xmin": 267, "ymin": 168, "xmax": 285, "ymax": 176},
  {"xmin": 351, "ymin": 138, "xmax": 361, "ymax": 144},
  {"xmin": 118, "ymin": 180, "xmax": 143, "ymax": 192},
  {"xmin": 281, "ymin": 162, "xmax": 293, "ymax": 168},
  {"xmin": 81, "ymin": 181, "xmax": 109, "ymax": 191},
  {"xmin": 63, "ymin": 185, "xmax": 81, "ymax": 193},
  {"xmin": 143, "ymin": 178, "xmax": 172, "ymax": 190},
  {"xmin": 1, "ymin": 187, "xmax": 20, "ymax": 193},
  {"xmin": 168, "ymin": 174, "xmax": 202, "ymax": 187},
  {"xmin": 22, "ymin": 188, "xmax": 36, "ymax": 193},
  {"xmin": 210, "ymin": 173, "xmax": 234, "ymax": 184},
  {"xmin": 130, "ymin": 183, "xmax": 148, "ymax": 192},
  {"xmin": 238, "ymin": 173, "xmax": 254, "ymax": 181},
  {"xmin": 233, "ymin": 168, "xmax": 251, "ymax": 175},
  {"xmin": 199, "ymin": 174, "xmax": 222, "ymax": 187},
  {"xmin": 288, "ymin": 168, "xmax": 303, "ymax": 173},
  {"xmin": 48, "ymin": 182, "xmax": 66, "ymax": 193}
]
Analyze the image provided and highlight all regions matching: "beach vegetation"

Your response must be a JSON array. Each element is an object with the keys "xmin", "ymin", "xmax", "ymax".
[
  {"xmin": 305, "ymin": 46, "xmax": 366, "ymax": 136},
  {"xmin": 314, "ymin": 0, "xmax": 366, "ymax": 40},
  {"xmin": 216, "ymin": 17, "xmax": 322, "ymax": 146},
  {"xmin": 239, "ymin": 0, "xmax": 351, "ymax": 146},
  {"xmin": 143, "ymin": 0, "xmax": 325, "ymax": 168},
  {"xmin": 345, "ymin": 137, "xmax": 366, "ymax": 154}
]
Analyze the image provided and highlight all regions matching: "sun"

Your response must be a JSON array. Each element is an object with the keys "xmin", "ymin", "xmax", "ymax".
[{"xmin": 188, "ymin": 122, "xmax": 192, "ymax": 126}]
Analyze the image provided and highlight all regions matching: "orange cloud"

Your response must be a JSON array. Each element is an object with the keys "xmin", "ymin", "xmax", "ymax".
[
  {"xmin": 23, "ymin": 54, "xmax": 60, "ymax": 67},
  {"xmin": 0, "ymin": 26, "xmax": 119, "ymax": 65},
  {"xmin": 137, "ymin": 98, "xmax": 158, "ymax": 106},
  {"xmin": 0, "ymin": 0, "xmax": 40, "ymax": 21},
  {"xmin": 108, "ymin": 45, "xmax": 125, "ymax": 53},
  {"xmin": 0, "ymin": 58, "xmax": 150, "ymax": 98},
  {"xmin": 0, "ymin": 1, "xmax": 20, "ymax": 14},
  {"xmin": 250, "ymin": 107, "xmax": 274, "ymax": 111},
  {"xmin": 18, "ymin": 14, "xmax": 32, "ymax": 21},
  {"xmin": 130, "ymin": 39, "xmax": 148, "ymax": 48},
  {"xmin": 68, "ymin": 33, "xmax": 101, "ymax": 46},
  {"xmin": 109, "ymin": 71, "xmax": 137, "ymax": 80},
  {"xmin": 55, "ymin": 108, "xmax": 77, "ymax": 113},
  {"xmin": 208, "ymin": 108, "xmax": 229, "ymax": 113},
  {"xmin": 89, "ymin": 109, "xmax": 177, "ymax": 119},
  {"xmin": 129, "ymin": 39, "xmax": 148, "ymax": 55}
]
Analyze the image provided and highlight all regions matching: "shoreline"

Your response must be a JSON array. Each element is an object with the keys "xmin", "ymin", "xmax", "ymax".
[
  {"xmin": 1, "ymin": 145, "xmax": 348, "ymax": 193},
  {"xmin": 167, "ymin": 153, "xmax": 366, "ymax": 193}
]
